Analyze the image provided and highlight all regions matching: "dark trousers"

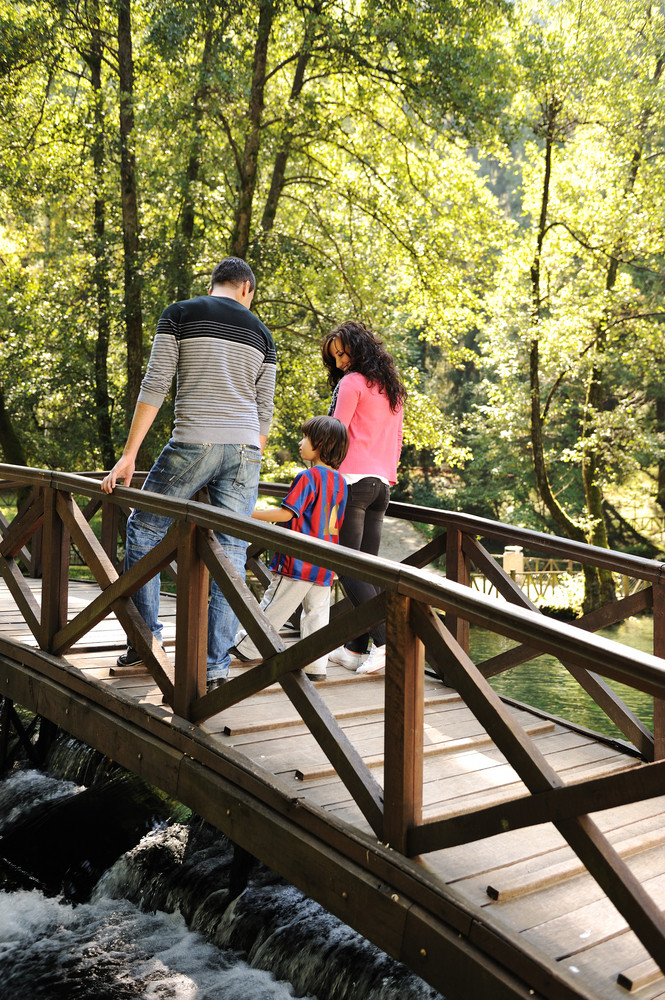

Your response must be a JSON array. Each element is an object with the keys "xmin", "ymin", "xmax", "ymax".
[{"xmin": 338, "ymin": 477, "xmax": 390, "ymax": 653}]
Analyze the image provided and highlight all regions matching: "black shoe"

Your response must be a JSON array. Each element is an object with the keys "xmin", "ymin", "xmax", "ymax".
[
  {"xmin": 117, "ymin": 646, "xmax": 143, "ymax": 667},
  {"xmin": 207, "ymin": 676, "xmax": 228, "ymax": 693},
  {"xmin": 305, "ymin": 671, "xmax": 327, "ymax": 681},
  {"xmin": 228, "ymin": 645, "xmax": 251, "ymax": 663}
]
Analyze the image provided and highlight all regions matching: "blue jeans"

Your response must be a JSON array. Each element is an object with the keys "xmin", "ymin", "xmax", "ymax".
[
  {"xmin": 338, "ymin": 477, "xmax": 390, "ymax": 654},
  {"xmin": 124, "ymin": 441, "xmax": 262, "ymax": 679}
]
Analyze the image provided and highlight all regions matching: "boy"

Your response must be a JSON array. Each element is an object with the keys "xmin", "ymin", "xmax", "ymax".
[{"xmin": 233, "ymin": 415, "xmax": 348, "ymax": 680}]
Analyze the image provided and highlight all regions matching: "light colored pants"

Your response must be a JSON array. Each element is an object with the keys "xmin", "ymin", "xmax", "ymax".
[{"xmin": 234, "ymin": 573, "xmax": 331, "ymax": 673}]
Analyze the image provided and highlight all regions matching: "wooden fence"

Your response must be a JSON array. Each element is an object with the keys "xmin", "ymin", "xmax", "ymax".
[{"xmin": 1, "ymin": 465, "xmax": 665, "ymax": 974}]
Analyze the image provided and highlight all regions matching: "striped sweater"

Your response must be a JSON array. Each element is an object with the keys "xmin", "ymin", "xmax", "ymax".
[{"xmin": 138, "ymin": 294, "xmax": 276, "ymax": 447}]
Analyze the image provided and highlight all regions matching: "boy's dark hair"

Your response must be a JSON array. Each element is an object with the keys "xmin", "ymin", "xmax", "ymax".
[
  {"xmin": 302, "ymin": 415, "xmax": 349, "ymax": 470},
  {"xmin": 210, "ymin": 256, "xmax": 256, "ymax": 291}
]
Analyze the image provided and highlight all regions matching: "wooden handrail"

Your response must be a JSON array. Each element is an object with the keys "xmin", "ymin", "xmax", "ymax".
[
  {"xmin": 2, "ymin": 464, "xmax": 665, "ymax": 972},
  {"xmin": 260, "ymin": 480, "xmax": 665, "ymax": 584},
  {"xmin": 0, "ymin": 466, "xmax": 664, "ymax": 698},
  {"xmin": 6, "ymin": 467, "xmax": 665, "ymax": 580}
]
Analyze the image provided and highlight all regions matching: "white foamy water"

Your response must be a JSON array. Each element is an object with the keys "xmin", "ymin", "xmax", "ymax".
[
  {"xmin": 0, "ymin": 768, "xmax": 81, "ymax": 833},
  {"xmin": 0, "ymin": 766, "xmax": 444, "ymax": 1000},
  {"xmin": 0, "ymin": 887, "xmax": 308, "ymax": 999},
  {"xmin": 0, "ymin": 769, "xmax": 308, "ymax": 999}
]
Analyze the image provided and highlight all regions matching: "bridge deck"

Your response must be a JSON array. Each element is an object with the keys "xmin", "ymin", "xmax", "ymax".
[{"xmin": 3, "ymin": 578, "xmax": 665, "ymax": 1000}]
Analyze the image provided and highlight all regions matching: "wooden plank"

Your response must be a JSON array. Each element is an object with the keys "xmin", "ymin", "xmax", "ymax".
[
  {"xmin": 0, "ymin": 555, "xmax": 42, "ymax": 643},
  {"xmin": 280, "ymin": 668, "xmax": 384, "ymax": 836},
  {"xmin": 488, "ymin": 826, "xmax": 665, "ymax": 902},
  {"xmin": 413, "ymin": 758, "xmax": 665, "ymax": 855},
  {"xmin": 296, "ymin": 719, "xmax": 556, "ymax": 782},
  {"xmin": 190, "ymin": 594, "xmax": 388, "ymax": 723},
  {"xmin": 463, "ymin": 533, "xmax": 532, "ymax": 608},
  {"xmin": 172, "ymin": 522, "xmax": 207, "ymax": 715},
  {"xmin": 412, "ymin": 603, "xmax": 567, "ymax": 794},
  {"xmin": 516, "ymin": 868, "xmax": 665, "ymax": 962},
  {"xmin": 617, "ymin": 958, "xmax": 663, "ymax": 992},
  {"xmin": 0, "ymin": 489, "xmax": 44, "ymax": 560},
  {"xmin": 383, "ymin": 593, "xmax": 424, "ymax": 851},
  {"xmin": 40, "ymin": 487, "xmax": 69, "ymax": 650},
  {"xmin": 554, "ymin": 931, "xmax": 658, "ymax": 1000},
  {"xmin": 245, "ymin": 541, "xmax": 272, "ymax": 588},
  {"xmin": 477, "ymin": 803, "xmax": 665, "ymax": 878},
  {"xmin": 0, "ymin": 510, "xmax": 32, "ymax": 571},
  {"xmin": 100, "ymin": 501, "xmax": 121, "ymax": 569},
  {"xmin": 56, "ymin": 491, "xmax": 117, "ymax": 583},
  {"xmin": 423, "ymin": 751, "xmax": 639, "ymax": 818},
  {"xmin": 445, "ymin": 526, "xmax": 469, "ymax": 651},
  {"xmin": 54, "ymin": 529, "xmax": 178, "ymax": 655},
  {"xmin": 422, "ymin": 758, "xmax": 642, "ymax": 830},
  {"xmin": 401, "ymin": 530, "xmax": 447, "ymax": 569},
  {"xmin": 505, "ymin": 840, "xmax": 665, "ymax": 934},
  {"xmin": 197, "ymin": 528, "xmax": 284, "ymax": 660}
]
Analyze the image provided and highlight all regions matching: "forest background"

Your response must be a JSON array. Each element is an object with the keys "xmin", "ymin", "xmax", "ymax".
[{"xmin": 1, "ymin": 0, "xmax": 665, "ymax": 612}]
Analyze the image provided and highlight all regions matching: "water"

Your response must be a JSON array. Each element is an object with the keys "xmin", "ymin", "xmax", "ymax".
[
  {"xmin": 1, "ymin": 889, "xmax": 301, "ymax": 1000},
  {"xmin": 477, "ymin": 614, "xmax": 656, "ymax": 739},
  {"xmin": 0, "ymin": 762, "xmax": 443, "ymax": 1000}
]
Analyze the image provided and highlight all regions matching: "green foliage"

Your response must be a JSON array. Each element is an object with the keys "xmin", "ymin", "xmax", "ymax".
[{"xmin": 1, "ymin": 0, "xmax": 665, "ymax": 564}]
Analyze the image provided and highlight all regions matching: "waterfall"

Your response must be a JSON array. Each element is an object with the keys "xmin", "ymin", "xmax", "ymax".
[{"xmin": 0, "ymin": 734, "xmax": 445, "ymax": 1000}]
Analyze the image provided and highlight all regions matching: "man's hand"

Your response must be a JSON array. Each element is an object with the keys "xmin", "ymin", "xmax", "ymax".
[
  {"xmin": 101, "ymin": 456, "xmax": 136, "ymax": 494},
  {"xmin": 100, "ymin": 401, "xmax": 159, "ymax": 494}
]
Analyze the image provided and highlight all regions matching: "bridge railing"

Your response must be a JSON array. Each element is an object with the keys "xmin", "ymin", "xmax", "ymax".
[{"xmin": 1, "ymin": 465, "xmax": 665, "ymax": 973}]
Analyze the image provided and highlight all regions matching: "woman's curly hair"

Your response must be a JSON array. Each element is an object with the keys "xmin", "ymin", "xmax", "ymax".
[{"xmin": 321, "ymin": 321, "xmax": 407, "ymax": 413}]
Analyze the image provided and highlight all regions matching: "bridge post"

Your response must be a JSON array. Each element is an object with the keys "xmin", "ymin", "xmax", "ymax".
[
  {"xmin": 174, "ymin": 522, "xmax": 208, "ymax": 716},
  {"xmin": 653, "ymin": 580, "xmax": 665, "ymax": 760},
  {"xmin": 40, "ymin": 487, "xmax": 70, "ymax": 651},
  {"xmin": 382, "ymin": 592, "xmax": 424, "ymax": 853},
  {"xmin": 445, "ymin": 525, "xmax": 470, "ymax": 653},
  {"xmin": 101, "ymin": 501, "xmax": 122, "ymax": 571}
]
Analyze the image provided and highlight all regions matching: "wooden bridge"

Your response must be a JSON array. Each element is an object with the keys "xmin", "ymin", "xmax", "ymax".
[{"xmin": 1, "ymin": 464, "xmax": 665, "ymax": 1000}]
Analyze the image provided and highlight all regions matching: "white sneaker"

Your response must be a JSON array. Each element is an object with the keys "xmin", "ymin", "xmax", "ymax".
[
  {"xmin": 356, "ymin": 645, "xmax": 385, "ymax": 675},
  {"xmin": 328, "ymin": 646, "xmax": 366, "ymax": 671}
]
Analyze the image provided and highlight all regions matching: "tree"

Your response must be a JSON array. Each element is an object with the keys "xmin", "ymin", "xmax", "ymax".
[
  {"xmin": 0, "ymin": 0, "xmax": 514, "ymax": 482},
  {"xmin": 475, "ymin": 0, "xmax": 665, "ymax": 608}
]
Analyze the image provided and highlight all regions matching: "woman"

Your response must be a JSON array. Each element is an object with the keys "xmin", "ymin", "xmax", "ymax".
[{"xmin": 321, "ymin": 320, "xmax": 406, "ymax": 675}]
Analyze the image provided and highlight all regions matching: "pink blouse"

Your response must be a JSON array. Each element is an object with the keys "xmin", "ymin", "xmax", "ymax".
[{"xmin": 332, "ymin": 372, "xmax": 403, "ymax": 485}]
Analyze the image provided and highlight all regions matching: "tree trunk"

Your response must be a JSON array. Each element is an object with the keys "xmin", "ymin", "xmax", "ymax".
[
  {"xmin": 260, "ymin": 2, "xmax": 322, "ymax": 235},
  {"xmin": 229, "ymin": 0, "xmax": 274, "ymax": 260},
  {"xmin": 579, "ymin": 49, "xmax": 662, "ymax": 606},
  {"xmin": 117, "ymin": 0, "xmax": 144, "ymax": 421},
  {"xmin": 529, "ymin": 101, "xmax": 586, "ymax": 546},
  {"xmin": 0, "ymin": 386, "xmax": 26, "ymax": 466},
  {"xmin": 527, "ymin": 100, "xmax": 609, "ymax": 613},
  {"xmin": 581, "ymin": 257, "xmax": 617, "ymax": 609},
  {"xmin": 170, "ymin": 11, "xmax": 224, "ymax": 301},
  {"xmin": 87, "ymin": 3, "xmax": 115, "ymax": 470},
  {"xmin": 657, "ymin": 396, "xmax": 665, "ymax": 514}
]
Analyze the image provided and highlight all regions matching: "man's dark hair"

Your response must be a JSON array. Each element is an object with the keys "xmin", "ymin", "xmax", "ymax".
[
  {"xmin": 302, "ymin": 415, "xmax": 349, "ymax": 470},
  {"xmin": 210, "ymin": 257, "xmax": 256, "ymax": 291}
]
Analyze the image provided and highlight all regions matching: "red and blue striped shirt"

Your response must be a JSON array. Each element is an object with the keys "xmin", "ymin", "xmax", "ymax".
[{"xmin": 269, "ymin": 466, "xmax": 348, "ymax": 586}]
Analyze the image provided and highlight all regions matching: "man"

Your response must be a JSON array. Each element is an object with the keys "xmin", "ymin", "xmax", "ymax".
[{"xmin": 101, "ymin": 257, "xmax": 276, "ymax": 690}]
